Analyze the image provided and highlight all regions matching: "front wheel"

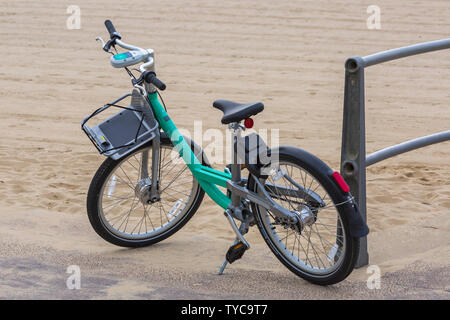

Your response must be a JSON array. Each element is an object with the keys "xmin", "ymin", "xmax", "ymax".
[
  {"xmin": 248, "ymin": 147, "xmax": 360, "ymax": 285},
  {"xmin": 86, "ymin": 135, "xmax": 205, "ymax": 247}
]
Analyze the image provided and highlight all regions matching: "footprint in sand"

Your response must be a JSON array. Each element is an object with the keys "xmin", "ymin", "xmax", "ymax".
[
  {"xmin": 438, "ymin": 199, "xmax": 450, "ymax": 210},
  {"xmin": 48, "ymin": 182, "xmax": 78, "ymax": 190},
  {"xmin": 385, "ymin": 218, "xmax": 408, "ymax": 226},
  {"xmin": 79, "ymin": 154, "xmax": 102, "ymax": 162},
  {"xmin": 40, "ymin": 191, "xmax": 65, "ymax": 202},
  {"xmin": 10, "ymin": 183, "xmax": 31, "ymax": 194},
  {"xmin": 372, "ymin": 195, "xmax": 402, "ymax": 204}
]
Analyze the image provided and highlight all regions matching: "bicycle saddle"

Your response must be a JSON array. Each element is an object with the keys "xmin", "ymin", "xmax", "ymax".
[{"xmin": 213, "ymin": 100, "xmax": 264, "ymax": 124}]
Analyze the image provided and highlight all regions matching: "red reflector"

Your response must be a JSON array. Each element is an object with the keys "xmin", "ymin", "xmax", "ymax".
[
  {"xmin": 332, "ymin": 172, "xmax": 350, "ymax": 193},
  {"xmin": 244, "ymin": 118, "xmax": 254, "ymax": 129}
]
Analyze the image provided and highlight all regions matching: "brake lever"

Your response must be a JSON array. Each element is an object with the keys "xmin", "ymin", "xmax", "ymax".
[
  {"xmin": 132, "ymin": 72, "xmax": 145, "ymax": 86},
  {"xmin": 96, "ymin": 36, "xmax": 106, "ymax": 48},
  {"xmin": 96, "ymin": 37, "xmax": 113, "ymax": 54}
]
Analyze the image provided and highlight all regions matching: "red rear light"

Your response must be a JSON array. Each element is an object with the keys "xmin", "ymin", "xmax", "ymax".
[
  {"xmin": 332, "ymin": 171, "xmax": 350, "ymax": 193},
  {"xmin": 244, "ymin": 118, "xmax": 254, "ymax": 129}
]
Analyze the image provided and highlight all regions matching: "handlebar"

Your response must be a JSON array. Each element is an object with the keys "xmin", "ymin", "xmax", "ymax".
[
  {"xmin": 104, "ymin": 20, "xmax": 121, "ymax": 40},
  {"xmin": 102, "ymin": 20, "xmax": 122, "ymax": 52},
  {"xmin": 102, "ymin": 20, "xmax": 142, "ymax": 52},
  {"xmin": 144, "ymin": 72, "xmax": 166, "ymax": 91},
  {"xmin": 100, "ymin": 20, "xmax": 166, "ymax": 91}
]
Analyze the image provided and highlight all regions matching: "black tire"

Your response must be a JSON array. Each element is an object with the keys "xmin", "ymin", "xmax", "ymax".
[
  {"xmin": 248, "ymin": 146, "xmax": 360, "ymax": 285},
  {"xmin": 86, "ymin": 135, "xmax": 205, "ymax": 247}
]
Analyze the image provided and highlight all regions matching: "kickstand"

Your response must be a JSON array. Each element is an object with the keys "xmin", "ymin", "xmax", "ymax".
[
  {"xmin": 218, "ymin": 238, "xmax": 238, "ymax": 275},
  {"xmin": 218, "ymin": 211, "xmax": 250, "ymax": 275}
]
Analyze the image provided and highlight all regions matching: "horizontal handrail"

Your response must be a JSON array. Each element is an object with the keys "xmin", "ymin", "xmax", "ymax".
[
  {"xmin": 362, "ymin": 38, "xmax": 450, "ymax": 67},
  {"xmin": 366, "ymin": 130, "xmax": 450, "ymax": 167}
]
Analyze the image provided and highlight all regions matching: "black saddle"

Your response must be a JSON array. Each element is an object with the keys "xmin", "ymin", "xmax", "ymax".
[{"xmin": 213, "ymin": 100, "xmax": 264, "ymax": 124}]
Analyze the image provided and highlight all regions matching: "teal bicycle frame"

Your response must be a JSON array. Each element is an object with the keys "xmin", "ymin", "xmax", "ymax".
[{"xmin": 147, "ymin": 92, "xmax": 232, "ymax": 210}]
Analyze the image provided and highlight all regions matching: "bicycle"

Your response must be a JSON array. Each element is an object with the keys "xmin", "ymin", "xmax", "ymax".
[{"xmin": 82, "ymin": 20, "xmax": 369, "ymax": 285}]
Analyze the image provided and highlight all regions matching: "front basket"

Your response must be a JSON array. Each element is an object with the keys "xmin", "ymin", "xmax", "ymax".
[{"xmin": 81, "ymin": 89, "xmax": 159, "ymax": 160}]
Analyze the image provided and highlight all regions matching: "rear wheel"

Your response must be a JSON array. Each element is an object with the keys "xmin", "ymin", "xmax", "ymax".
[
  {"xmin": 86, "ymin": 135, "xmax": 205, "ymax": 247},
  {"xmin": 248, "ymin": 147, "xmax": 360, "ymax": 285}
]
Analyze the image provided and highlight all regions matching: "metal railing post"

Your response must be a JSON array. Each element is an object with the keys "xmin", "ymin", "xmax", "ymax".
[
  {"xmin": 340, "ymin": 57, "xmax": 369, "ymax": 268},
  {"xmin": 339, "ymin": 39, "xmax": 450, "ymax": 269}
]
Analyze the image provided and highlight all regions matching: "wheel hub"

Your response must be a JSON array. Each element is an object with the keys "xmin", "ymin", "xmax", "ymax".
[
  {"xmin": 278, "ymin": 205, "xmax": 316, "ymax": 234},
  {"xmin": 296, "ymin": 205, "xmax": 316, "ymax": 227},
  {"xmin": 135, "ymin": 178, "xmax": 160, "ymax": 204}
]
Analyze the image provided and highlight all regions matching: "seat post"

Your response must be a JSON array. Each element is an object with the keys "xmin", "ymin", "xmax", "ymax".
[{"xmin": 229, "ymin": 122, "xmax": 243, "ymax": 207}]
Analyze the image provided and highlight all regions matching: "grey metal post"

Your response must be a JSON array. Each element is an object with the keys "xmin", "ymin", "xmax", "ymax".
[
  {"xmin": 340, "ymin": 57, "xmax": 368, "ymax": 268},
  {"xmin": 340, "ymin": 38, "xmax": 450, "ymax": 268}
]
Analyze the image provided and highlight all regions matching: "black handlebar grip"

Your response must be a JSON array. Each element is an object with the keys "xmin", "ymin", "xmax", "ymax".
[
  {"xmin": 145, "ymin": 72, "xmax": 166, "ymax": 91},
  {"xmin": 105, "ymin": 20, "xmax": 121, "ymax": 39},
  {"xmin": 151, "ymin": 76, "xmax": 166, "ymax": 91}
]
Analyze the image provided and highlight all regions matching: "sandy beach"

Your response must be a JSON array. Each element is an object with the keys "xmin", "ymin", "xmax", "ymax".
[{"xmin": 0, "ymin": 0, "xmax": 449, "ymax": 299}]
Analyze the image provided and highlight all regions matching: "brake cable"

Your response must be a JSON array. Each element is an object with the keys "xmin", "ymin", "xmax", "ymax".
[{"xmin": 157, "ymin": 90, "xmax": 167, "ymax": 111}]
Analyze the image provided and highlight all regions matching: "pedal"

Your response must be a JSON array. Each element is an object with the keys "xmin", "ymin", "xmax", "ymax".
[{"xmin": 226, "ymin": 241, "xmax": 248, "ymax": 264}]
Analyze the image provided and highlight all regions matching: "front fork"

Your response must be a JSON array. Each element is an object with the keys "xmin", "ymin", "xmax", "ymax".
[{"xmin": 140, "ymin": 131, "xmax": 161, "ymax": 202}]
